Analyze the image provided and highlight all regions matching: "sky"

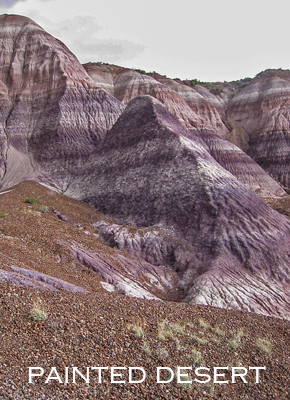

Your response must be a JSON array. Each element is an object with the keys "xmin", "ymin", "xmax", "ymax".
[{"xmin": 0, "ymin": 0, "xmax": 290, "ymax": 82}]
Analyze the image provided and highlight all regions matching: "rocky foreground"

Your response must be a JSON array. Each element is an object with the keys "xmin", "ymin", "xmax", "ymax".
[{"xmin": 0, "ymin": 282, "xmax": 289, "ymax": 399}]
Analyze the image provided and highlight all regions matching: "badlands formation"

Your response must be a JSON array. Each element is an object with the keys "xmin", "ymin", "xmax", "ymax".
[{"xmin": 0, "ymin": 14, "xmax": 290, "ymax": 320}]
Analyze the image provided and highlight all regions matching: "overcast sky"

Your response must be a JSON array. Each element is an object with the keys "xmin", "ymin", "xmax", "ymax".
[{"xmin": 1, "ymin": 0, "xmax": 289, "ymax": 82}]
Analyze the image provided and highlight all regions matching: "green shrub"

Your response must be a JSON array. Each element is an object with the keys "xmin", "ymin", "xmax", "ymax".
[
  {"xmin": 25, "ymin": 198, "xmax": 39, "ymax": 204},
  {"xmin": 210, "ymin": 85, "xmax": 223, "ymax": 95},
  {"xmin": 0, "ymin": 212, "xmax": 9, "ymax": 218},
  {"xmin": 134, "ymin": 69, "xmax": 147, "ymax": 75}
]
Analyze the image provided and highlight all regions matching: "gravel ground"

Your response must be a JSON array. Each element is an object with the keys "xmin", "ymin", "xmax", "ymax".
[{"xmin": 0, "ymin": 286, "xmax": 289, "ymax": 399}]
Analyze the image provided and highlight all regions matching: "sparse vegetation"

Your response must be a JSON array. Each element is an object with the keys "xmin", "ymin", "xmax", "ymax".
[
  {"xmin": 25, "ymin": 198, "xmax": 39, "ymax": 204},
  {"xmin": 0, "ymin": 212, "xmax": 9, "ymax": 218},
  {"xmin": 157, "ymin": 319, "xmax": 175, "ymax": 340},
  {"xmin": 210, "ymin": 85, "xmax": 223, "ymax": 95},
  {"xmin": 179, "ymin": 381, "xmax": 192, "ymax": 390},
  {"xmin": 228, "ymin": 330, "xmax": 245, "ymax": 349},
  {"xmin": 157, "ymin": 320, "xmax": 168, "ymax": 341},
  {"xmin": 157, "ymin": 347, "xmax": 169, "ymax": 360},
  {"xmin": 157, "ymin": 319, "xmax": 186, "ymax": 341},
  {"xmin": 213, "ymin": 326, "xmax": 225, "ymax": 336},
  {"xmin": 254, "ymin": 68, "xmax": 290, "ymax": 80},
  {"xmin": 228, "ymin": 337, "xmax": 241, "ymax": 349},
  {"xmin": 256, "ymin": 338, "xmax": 272, "ymax": 355},
  {"xmin": 233, "ymin": 76, "xmax": 253, "ymax": 89},
  {"xmin": 187, "ymin": 75, "xmax": 254, "ymax": 93},
  {"xmin": 190, "ymin": 78, "xmax": 208, "ymax": 86},
  {"xmin": 173, "ymin": 338, "xmax": 184, "ymax": 351},
  {"xmin": 204, "ymin": 383, "xmax": 215, "ymax": 394},
  {"xmin": 127, "ymin": 323, "xmax": 145, "ymax": 339},
  {"xmin": 143, "ymin": 342, "xmax": 151, "ymax": 355},
  {"xmin": 134, "ymin": 68, "xmax": 147, "ymax": 75},
  {"xmin": 199, "ymin": 318, "xmax": 211, "ymax": 330},
  {"xmin": 191, "ymin": 334, "xmax": 207, "ymax": 345},
  {"xmin": 210, "ymin": 337, "xmax": 221, "ymax": 345},
  {"xmin": 29, "ymin": 300, "xmax": 47, "ymax": 322},
  {"xmin": 236, "ymin": 329, "xmax": 246, "ymax": 340},
  {"xmin": 39, "ymin": 205, "xmax": 48, "ymax": 213},
  {"xmin": 191, "ymin": 348, "xmax": 203, "ymax": 364},
  {"xmin": 170, "ymin": 321, "xmax": 186, "ymax": 335}
]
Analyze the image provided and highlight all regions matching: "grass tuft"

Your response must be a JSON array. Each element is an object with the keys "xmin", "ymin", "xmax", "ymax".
[
  {"xmin": 158, "ymin": 347, "xmax": 169, "ymax": 360},
  {"xmin": 127, "ymin": 323, "xmax": 145, "ymax": 339},
  {"xmin": 228, "ymin": 338, "xmax": 240, "ymax": 349},
  {"xmin": 213, "ymin": 327, "xmax": 225, "ymax": 337},
  {"xmin": 191, "ymin": 335, "xmax": 207, "ymax": 345},
  {"xmin": 0, "ymin": 212, "xmax": 9, "ymax": 218},
  {"xmin": 157, "ymin": 319, "xmax": 186, "ymax": 341},
  {"xmin": 199, "ymin": 318, "xmax": 211, "ymax": 330},
  {"xmin": 29, "ymin": 300, "xmax": 47, "ymax": 322},
  {"xmin": 256, "ymin": 338, "xmax": 272, "ymax": 355},
  {"xmin": 191, "ymin": 348, "xmax": 203, "ymax": 363},
  {"xmin": 143, "ymin": 342, "xmax": 151, "ymax": 355},
  {"xmin": 25, "ymin": 198, "xmax": 39, "ymax": 204},
  {"xmin": 39, "ymin": 205, "xmax": 48, "ymax": 213},
  {"xmin": 228, "ymin": 330, "xmax": 245, "ymax": 349}
]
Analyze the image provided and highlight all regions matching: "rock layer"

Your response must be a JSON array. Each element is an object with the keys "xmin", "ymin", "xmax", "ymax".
[
  {"xmin": 0, "ymin": 265, "xmax": 89, "ymax": 292},
  {"xmin": 0, "ymin": 15, "xmax": 124, "ymax": 192},
  {"xmin": 227, "ymin": 70, "xmax": 290, "ymax": 191},
  {"xmin": 149, "ymin": 72, "xmax": 229, "ymax": 136},
  {"xmin": 71, "ymin": 246, "xmax": 174, "ymax": 300},
  {"xmin": 200, "ymin": 129, "xmax": 285, "ymax": 197},
  {"xmin": 84, "ymin": 63, "xmax": 226, "ymax": 132},
  {"xmin": 77, "ymin": 95, "xmax": 290, "ymax": 318},
  {"xmin": 84, "ymin": 63, "xmax": 287, "ymax": 198}
]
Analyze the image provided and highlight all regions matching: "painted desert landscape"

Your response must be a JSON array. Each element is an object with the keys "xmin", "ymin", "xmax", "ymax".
[{"xmin": 0, "ymin": 14, "xmax": 289, "ymax": 399}]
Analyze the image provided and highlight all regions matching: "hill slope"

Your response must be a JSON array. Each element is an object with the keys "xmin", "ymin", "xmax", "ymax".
[
  {"xmin": 70, "ymin": 96, "xmax": 290, "ymax": 319},
  {"xmin": 0, "ymin": 14, "xmax": 124, "ymax": 193},
  {"xmin": 0, "ymin": 15, "xmax": 290, "ymax": 320},
  {"xmin": 84, "ymin": 62, "xmax": 287, "ymax": 197}
]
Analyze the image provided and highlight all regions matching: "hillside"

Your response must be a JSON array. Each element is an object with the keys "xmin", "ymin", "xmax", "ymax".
[
  {"xmin": 0, "ymin": 181, "xmax": 289, "ymax": 399},
  {"xmin": 84, "ymin": 63, "xmax": 290, "ymax": 193}
]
